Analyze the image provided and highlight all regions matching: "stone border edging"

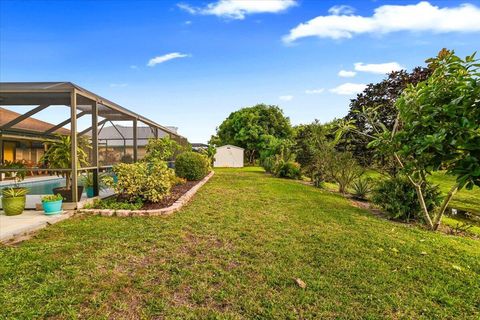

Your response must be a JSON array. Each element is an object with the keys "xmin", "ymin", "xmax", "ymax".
[{"xmin": 78, "ymin": 171, "xmax": 215, "ymax": 217}]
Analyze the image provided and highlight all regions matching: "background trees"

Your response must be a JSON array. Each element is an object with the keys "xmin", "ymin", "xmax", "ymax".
[
  {"xmin": 210, "ymin": 104, "xmax": 293, "ymax": 164},
  {"xmin": 340, "ymin": 67, "xmax": 432, "ymax": 166}
]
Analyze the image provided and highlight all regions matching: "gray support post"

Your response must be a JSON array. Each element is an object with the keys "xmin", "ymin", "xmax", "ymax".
[
  {"xmin": 0, "ymin": 139, "xmax": 3, "ymax": 163},
  {"xmin": 70, "ymin": 90, "xmax": 78, "ymax": 203},
  {"xmin": 155, "ymin": 127, "xmax": 159, "ymax": 139},
  {"xmin": 133, "ymin": 118, "xmax": 138, "ymax": 162},
  {"xmin": 0, "ymin": 139, "xmax": 3, "ymax": 180},
  {"xmin": 92, "ymin": 101, "xmax": 99, "ymax": 197}
]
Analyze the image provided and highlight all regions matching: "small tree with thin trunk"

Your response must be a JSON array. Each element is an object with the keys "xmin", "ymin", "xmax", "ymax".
[{"xmin": 367, "ymin": 49, "xmax": 480, "ymax": 230}]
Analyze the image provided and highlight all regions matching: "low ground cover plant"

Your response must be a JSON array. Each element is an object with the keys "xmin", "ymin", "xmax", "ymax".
[
  {"xmin": 175, "ymin": 151, "xmax": 210, "ymax": 181},
  {"xmin": 84, "ymin": 197, "xmax": 144, "ymax": 210}
]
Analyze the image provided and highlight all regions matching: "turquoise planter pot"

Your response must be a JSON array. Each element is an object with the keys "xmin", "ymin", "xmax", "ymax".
[
  {"xmin": 42, "ymin": 200, "xmax": 63, "ymax": 215},
  {"xmin": 86, "ymin": 186, "xmax": 94, "ymax": 198}
]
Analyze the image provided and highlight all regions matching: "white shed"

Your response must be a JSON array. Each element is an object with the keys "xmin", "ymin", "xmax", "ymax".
[{"xmin": 214, "ymin": 145, "xmax": 244, "ymax": 168}]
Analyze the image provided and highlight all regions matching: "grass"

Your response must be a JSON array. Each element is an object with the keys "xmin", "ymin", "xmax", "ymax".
[
  {"xmin": 1, "ymin": 167, "xmax": 479, "ymax": 319},
  {"xmin": 429, "ymin": 172, "xmax": 480, "ymax": 215},
  {"xmin": 360, "ymin": 170, "xmax": 480, "ymax": 236}
]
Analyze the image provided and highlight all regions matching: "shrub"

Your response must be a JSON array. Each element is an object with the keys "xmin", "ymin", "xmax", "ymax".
[
  {"xmin": 144, "ymin": 137, "xmax": 186, "ymax": 162},
  {"xmin": 325, "ymin": 151, "xmax": 363, "ymax": 194},
  {"xmin": 261, "ymin": 155, "xmax": 276, "ymax": 174},
  {"xmin": 274, "ymin": 160, "xmax": 301, "ymax": 179},
  {"xmin": 372, "ymin": 177, "xmax": 442, "ymax": 222},
  {"xmin": 105, "ymin": 160, "xmax": 176, "ymax": 203},
  {"xmin": 175, "ymin": 152, "xmax": 210, "ymax": 181},
  {"xmin": 120, "ymin": 153, "xmax": 133, "ymax": 163},
  {"xmin": 352, "ymin": 178, "xmax": 372, "ymax": 200}
]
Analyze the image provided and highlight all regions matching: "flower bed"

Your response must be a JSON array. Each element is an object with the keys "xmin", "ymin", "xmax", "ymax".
[{"xmin": 79, "ymin": 171, "xmax": 214, "ymax": 217}]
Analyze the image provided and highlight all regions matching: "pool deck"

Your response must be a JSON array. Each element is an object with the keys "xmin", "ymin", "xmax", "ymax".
[
  {"xmin": 1, "ymin": 189, "xmax": 115, "ymax": 244},
  {"xmin": 0, "ymin": 210, "xmax": 74, "ymax": 244}
]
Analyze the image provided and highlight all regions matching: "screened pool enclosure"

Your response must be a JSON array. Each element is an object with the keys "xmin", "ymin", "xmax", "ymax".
[{"xmin": 0, "ymin": 82, "xmax": 186, "ymax": 205}]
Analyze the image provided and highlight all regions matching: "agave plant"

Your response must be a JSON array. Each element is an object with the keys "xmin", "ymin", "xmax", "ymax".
[
  {"xmin": 352, "ymin": 177, "xmax": 372, "ymax": 200},
  {"xmin": 2, "ymin": 187, "xmax": 29, "ymax": 198},
  {"xmin": 41, "ymin": 135, "xmax": 91, "ymax": 189}
]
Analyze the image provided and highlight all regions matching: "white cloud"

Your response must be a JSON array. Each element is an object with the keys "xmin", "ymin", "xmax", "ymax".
[
  {"xmin": 279, "ymin": 95, "xmax": 294, "ymax": 101},
  {"xmin": 177, "ymin": 3, "xmax": 197, "ymax": 14},
  {"xmin": 130, "ymin": 65, "xmax": 138, "ymax": 69},
  {"xmin": 338, "ymin": 70, "xmax": 356, "ymax": 78},
  {"xmin": 330, "ymin": 83, "xmax": 366, "ymax": 95},
  {"xmin": 354, "ymin": 62, "xmax": 403, "ymax": 74},
  {"xmin": 110, "ymin": 83, "xmax": 128, "ymax": 88},
  {"xmin": 147, "ymin": 53, "xmax": 190, "ymax": 67},
  {"xmin": 178, "ymin": 0, "xmax": 297, "ymax": 20},
  {"xmin": 283, "ymin": 1, "xmax": 480, "ymax": 42},
  {"xmin": 328, "ymin": 5, "xmax": 355, "ymax": 16},
  {"xmin": 305, "ymin": 88, "xmax": 324, "ymax": 94},
  {"xmin": 185, "ymin": 20, "xmax": 192, "ymax": 25}
]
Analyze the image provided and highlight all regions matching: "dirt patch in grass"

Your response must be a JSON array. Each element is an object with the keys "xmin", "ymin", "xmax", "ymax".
[{"xmin": 142, "ymin": 180, "xmax": 200, "ymax": 210}]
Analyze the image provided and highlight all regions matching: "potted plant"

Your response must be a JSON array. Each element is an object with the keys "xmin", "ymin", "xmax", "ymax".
[
  {"xmin": 41, "ymin": 194, "xmax": 64, "ymax": 215},
  {"xmin": 2, "ymin": 187, "xmax": 28, "ymax": 216},
  {"xmin": 80, "ymin": 172, "xmax": 106, "ymax": 198},
  {"xmin": 1, "ymin": 161, "xmax": 27, "ymax": 180},
  {"xmin": 41, "ymin": 135, "xmax": 91, "ymax": 202}
]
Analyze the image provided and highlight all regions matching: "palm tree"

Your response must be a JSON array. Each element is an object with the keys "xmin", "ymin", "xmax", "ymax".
[{"xmin": 41, "ymin": 135, "xmax": 91, "ymax": 189}]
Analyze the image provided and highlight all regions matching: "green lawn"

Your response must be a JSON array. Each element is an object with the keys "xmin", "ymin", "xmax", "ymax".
[
  {"xmin": 361, "ymin": 170, "xmax": 480, "ymax": 235},
  {"xmin": 429, "ymin": 172, "xmax": 480, "ymax": 215},
  {"xmin": 1, "ymin": 167, "xmax": 479, "ymax": 319}
]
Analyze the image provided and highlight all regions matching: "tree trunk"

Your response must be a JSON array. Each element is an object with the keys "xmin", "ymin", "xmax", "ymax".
[
  {"xmin": 249, "ymin": 150, "xmax": 256, "ymax": 164},
  {"xmin": 393, "ymin": 153, "xmax": 434, "ymax": 229},
  {"xmin": 412, "ymin": 182, "xmax": 434, "ymax": 229},
  {"xmin": 432, "ymin": 183, "xmax": 459, "ymax": 230}
]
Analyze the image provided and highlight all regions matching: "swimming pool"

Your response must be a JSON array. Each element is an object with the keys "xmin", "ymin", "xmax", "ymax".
[{"xmin": 0, "ymin": 178, "xmax": 66, "ymax": 195}]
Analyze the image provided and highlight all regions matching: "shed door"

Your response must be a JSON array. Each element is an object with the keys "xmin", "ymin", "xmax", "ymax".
[{"xmin": 225, "ymin": 147, "xmax": 236, "ymax": 167}]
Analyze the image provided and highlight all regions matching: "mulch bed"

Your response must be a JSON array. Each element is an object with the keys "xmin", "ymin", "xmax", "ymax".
[{"xmin": 141, "ymin": 180, "xmax": 201, "ymax": 210}]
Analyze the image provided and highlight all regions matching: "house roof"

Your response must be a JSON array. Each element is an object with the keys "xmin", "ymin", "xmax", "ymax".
[
  {"xmin": 96, "ymin": 125, "xmax": 170, "ymax": 147},
  {"xmin": 217, "ymin": 145, "xmax": 244, "ymax": 151},
  {"xmin": 0, "ymin": 107, "xmax": 70, "ymax": 135},
  {"xmin": 192, "ymin": 143, "xmax": 208, "ymax": 149}
]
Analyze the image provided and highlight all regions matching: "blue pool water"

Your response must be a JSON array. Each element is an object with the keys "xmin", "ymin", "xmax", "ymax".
[{"xmin": 1, "ymin": 178, "xmax": 66, "ymax": 195}]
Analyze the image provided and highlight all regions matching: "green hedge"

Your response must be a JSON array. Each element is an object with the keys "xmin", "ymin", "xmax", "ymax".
[{"xmin": 175, "ymin": 152, "xmax": 210, "ymax": 181}]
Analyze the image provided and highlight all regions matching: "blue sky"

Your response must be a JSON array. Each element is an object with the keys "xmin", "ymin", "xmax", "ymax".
[{"xmin": 1, "ymin": 0, "xmax": 479, "ymax": 143}]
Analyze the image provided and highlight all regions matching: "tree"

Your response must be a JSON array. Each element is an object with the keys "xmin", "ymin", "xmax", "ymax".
[
  {"xmin": 368, "ymin": 49, "xmax": 480, "ymax": 230},
  {"xmin": 341, "ymin": 67, "xmax": 432, "ymax": 166},
  {"xmin": 144, "ymin": 136, "xmax": 186, "ymax": 163},
  {"xmin": 210, "ymin": 104, "xmax": 293, "ymax": 163},
  {"xmin": 41, "ymin": 135, "xmax": 90, "ymax": 190},
  {"xmin": 324, "ymin": 151, "xmax": 363, "ymax": 194},
  {"xmin": 293, "ymin": 120, "xmax": 342, "ymax": 187}
]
